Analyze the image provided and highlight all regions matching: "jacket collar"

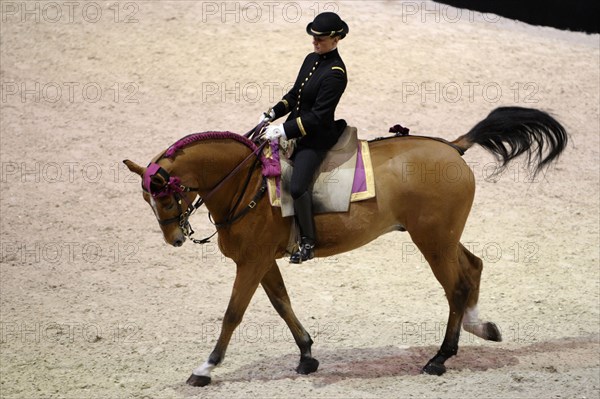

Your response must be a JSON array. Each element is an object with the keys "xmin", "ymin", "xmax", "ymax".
[{"xmin": 318, "ymin": 48, "xmax": 339, "ymax": 60}]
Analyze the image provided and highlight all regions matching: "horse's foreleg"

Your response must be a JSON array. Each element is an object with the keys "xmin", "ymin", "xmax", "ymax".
[
  {"xmin": 260, "ymin": 262, "xmax": 319, "ymax": 375},
  {"xmin": 187, "ymin": 263, "xmax": 267, "ymax": 387}
]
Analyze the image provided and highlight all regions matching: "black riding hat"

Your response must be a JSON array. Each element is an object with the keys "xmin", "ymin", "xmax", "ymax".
[{"xmin": 306, "ymin": 12, "xmax": 349, "ymax": 39}]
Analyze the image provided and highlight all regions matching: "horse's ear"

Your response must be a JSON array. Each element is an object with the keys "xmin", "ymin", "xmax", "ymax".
[{"xmin": 123, "ymin": 159, "xmax": 145, "ymax": 177}]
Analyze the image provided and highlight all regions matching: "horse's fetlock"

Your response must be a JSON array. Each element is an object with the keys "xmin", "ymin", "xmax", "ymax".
[
  {"xmin": 208, "ymin": 352, "xmax": 223, "ymax": 366},
  {"xmin": 440, "ymin": 346, "xmax": 458, "ymax": 358}
]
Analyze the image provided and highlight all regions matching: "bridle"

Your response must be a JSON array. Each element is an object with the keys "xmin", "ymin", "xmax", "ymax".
[{"xmin": 143, "ymin": 126, "xmax": 269, "ymax": 244}]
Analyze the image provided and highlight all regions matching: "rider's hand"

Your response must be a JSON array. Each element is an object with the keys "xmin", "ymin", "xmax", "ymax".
[
  {"xmin": 265, "ymin": 124, "xmax": 286, "ymax": 141},
  {"xmin": 258, "ymin": 109, "xmax": 276, "ymax": 125}
]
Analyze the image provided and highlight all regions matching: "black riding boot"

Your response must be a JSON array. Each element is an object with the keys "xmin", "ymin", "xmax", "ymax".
[{"xmin": 290, "ymin": 191, "xmax": 316, "ymax": 264}]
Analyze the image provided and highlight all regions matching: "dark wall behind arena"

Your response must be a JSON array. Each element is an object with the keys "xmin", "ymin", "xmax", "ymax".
[{"xmin": 435, "ymin": 0, "xmax": 599, "ymax": 34}]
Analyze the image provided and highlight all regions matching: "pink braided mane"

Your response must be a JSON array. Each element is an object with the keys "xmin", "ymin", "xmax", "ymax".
[
  {"xmin": 163, "ymin": 131, "xmax": 281, "ymax": 178},
  {"xmin": 164, "ymin": 131, "xmax": 258, "ymax": 158}
]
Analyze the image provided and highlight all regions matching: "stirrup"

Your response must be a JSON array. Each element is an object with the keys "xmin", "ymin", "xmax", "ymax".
[{"xmin": 290, "ymin": 242, "xmax": 315, "ymax": 264}]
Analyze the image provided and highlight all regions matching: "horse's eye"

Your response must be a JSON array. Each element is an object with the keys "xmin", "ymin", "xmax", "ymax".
[{"xmin": 159, "ymin": 197, "xmax": 175, "ymax": 210}]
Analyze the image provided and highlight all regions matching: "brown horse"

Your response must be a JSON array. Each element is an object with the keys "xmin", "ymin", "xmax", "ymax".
[{"xmin": 124, "ymin": 107, "xmax": 567, "ymax": 387}]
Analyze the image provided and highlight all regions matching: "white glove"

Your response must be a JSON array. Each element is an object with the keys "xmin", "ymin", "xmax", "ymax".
[
  {"xmin": 265, "ymin": 124, "xmax": 286, "ymax": 141},
  {"xmin": 258, "ymin": 109, "xmax": 276, "ymax": 124}
]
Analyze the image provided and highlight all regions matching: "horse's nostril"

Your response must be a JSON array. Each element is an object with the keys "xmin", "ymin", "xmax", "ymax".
[{"xmin": 173, "ymin": 239, "xmax": 183, "ymax": 247}]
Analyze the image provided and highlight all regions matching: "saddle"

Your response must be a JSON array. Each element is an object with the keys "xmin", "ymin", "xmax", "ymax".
[{"xmin": 264, "ymin": 126, "xmax": 375, "ymax": 217}]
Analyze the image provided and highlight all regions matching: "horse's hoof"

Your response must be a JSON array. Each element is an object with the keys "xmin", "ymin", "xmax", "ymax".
[
  {"xmin": 186, "ymin": 374, "xmax": 211, "ymax": 387},
  {"xmin": 422, "ymin": 362, "xmax": 446, "ymax": 376},
  {"xmin": 296, "ymin": 356, "xmax": 319, "ymax": 374},
  {"xmin": 485, "ymin": 322, "xmax": 503, "ymax": 342}
]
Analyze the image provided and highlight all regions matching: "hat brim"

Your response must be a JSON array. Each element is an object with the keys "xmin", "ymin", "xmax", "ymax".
[{"xmin": 306, "ymin": 20, "xmax": 349, "ymax": 38}]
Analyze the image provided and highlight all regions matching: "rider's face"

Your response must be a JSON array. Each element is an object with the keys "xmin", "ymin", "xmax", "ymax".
[{"xmin": 312, "ymin": 35, "xmax": 339, "ymax": 55}]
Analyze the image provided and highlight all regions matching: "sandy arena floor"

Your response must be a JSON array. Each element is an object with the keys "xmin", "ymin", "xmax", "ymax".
[{"xmin": 1, "ymin": 1, "xmax": 599, "ymax": 398}]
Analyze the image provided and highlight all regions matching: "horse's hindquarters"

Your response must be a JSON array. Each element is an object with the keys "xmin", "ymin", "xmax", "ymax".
[{"xmin": 314, "ymin": 137, "xmax": 475, "ymax": 257}]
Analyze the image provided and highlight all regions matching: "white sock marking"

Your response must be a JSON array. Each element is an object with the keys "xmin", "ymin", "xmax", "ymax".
[
  {"xmin": 192, "ymin": 361, "xmax": 216, "ymax": 377},
  {"xmin": 462, "ymin": 305, "xmax": 486, "ymax": 338}
]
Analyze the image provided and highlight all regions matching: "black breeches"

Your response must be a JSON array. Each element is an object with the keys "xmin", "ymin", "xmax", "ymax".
[{"xmin": 290, "ymin": 146, "xmax": 327, "ymax": 200}]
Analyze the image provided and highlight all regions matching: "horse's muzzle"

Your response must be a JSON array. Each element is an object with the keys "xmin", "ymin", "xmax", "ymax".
[{"xmin": 164, "ymin": 228, "xmax": 186, "ymax": 247}]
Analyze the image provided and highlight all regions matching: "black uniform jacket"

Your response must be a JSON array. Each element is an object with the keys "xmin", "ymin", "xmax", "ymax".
[{"xmin": 271, "ymin": 48, "xmax": 347, "ymax": 150}]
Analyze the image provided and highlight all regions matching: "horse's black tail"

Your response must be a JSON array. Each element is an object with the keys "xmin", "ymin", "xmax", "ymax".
[{"xmin": 453, "ymin": 107, "xmax": 569, "ymax": 176}]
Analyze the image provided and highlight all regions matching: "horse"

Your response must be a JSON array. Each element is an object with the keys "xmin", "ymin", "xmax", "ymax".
[{"xmin": 123, "ymin": 106, "xmax": 568, "ymax": 387}]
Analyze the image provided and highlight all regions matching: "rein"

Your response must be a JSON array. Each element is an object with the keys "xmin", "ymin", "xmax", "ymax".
[{"xmin": 144, "ymin": 125, "xmax": 268, "ymax": 244}]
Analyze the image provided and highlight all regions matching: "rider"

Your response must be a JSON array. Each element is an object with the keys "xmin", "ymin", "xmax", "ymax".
[{"xmin": 261, "ymin": 12, "xmax": 349, "ymax": 263}]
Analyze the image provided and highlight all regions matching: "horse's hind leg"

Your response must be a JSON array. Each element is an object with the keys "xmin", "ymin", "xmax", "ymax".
[
  {"xmin": 260, "ymin": 261, "xmax": 319, "ymax": 374},
  {"xmin": 458, "ymin": 243, "xmax": 502, "ymax": 342},
  {"xmin": 409, "ymin": 232, "xmax": 471, "ymax": 376}
]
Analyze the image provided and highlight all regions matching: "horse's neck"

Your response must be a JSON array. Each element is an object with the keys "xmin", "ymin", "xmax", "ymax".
[{"xmin": 180, "ymin": 139, "xmax": 260, "ymax": 218}]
